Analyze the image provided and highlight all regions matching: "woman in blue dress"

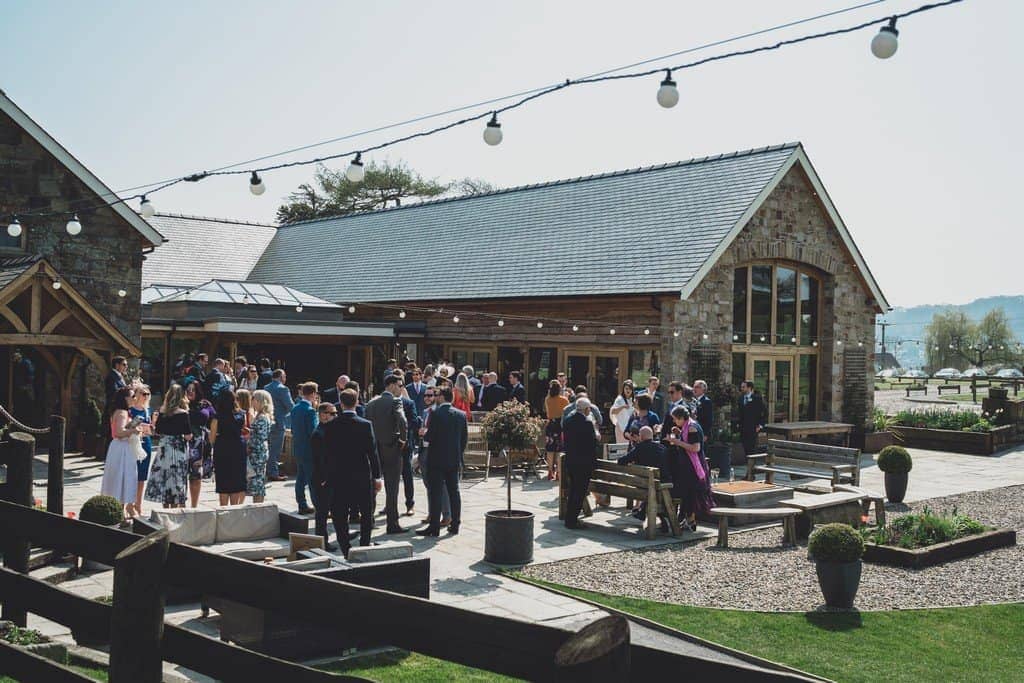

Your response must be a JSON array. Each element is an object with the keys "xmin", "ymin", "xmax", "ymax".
[
  {"xmin": 129, "ymin": 384, "xmax": 153, "ymax": 517},
  {"xmin": 626, "ymin": 393, "xmax": 661, "ymax": 435}
]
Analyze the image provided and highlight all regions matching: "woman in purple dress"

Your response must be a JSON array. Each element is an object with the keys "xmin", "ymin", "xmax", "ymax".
[{"xmin": 183, "ymin": 378, "xmax": 215, "ymax": 507}]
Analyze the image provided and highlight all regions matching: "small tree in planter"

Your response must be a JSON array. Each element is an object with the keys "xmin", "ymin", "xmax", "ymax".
[
  {"xmin": 80, "ymin": 397, "xmax": 103, "ymax": 458},
  {"xmin": 77, "ymin": 494, "xmax": 124, "ymax": 573},
  {"xmin": 808, "ymin": 523, "xmax": 865, "ymax": 608},
  {"xmin": 877, "ymin": 445, "xmax": 913, "ymax": 503},
  {"xmin": 480, "ymin": 401, "xmax": 543, "ymax": 565}
]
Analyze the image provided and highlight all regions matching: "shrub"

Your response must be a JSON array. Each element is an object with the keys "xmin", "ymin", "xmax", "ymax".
[
  {"xmin": 890, "ymin": 408, "xmax": 989, "ymax": 432},
  {"xmin": 79, "ymin": 495, "xmax": 124, "ymax": 526},
  {"xmin": 808, "ymin": 523, "xmax": 865, "ymax": 563},
  {"xmin": 861, "ymin": 506, "xmax": 988, "ymax": 549},
  {"xmin": 81, "ymin": 398, "xmax": 103, "ymax": 436},
  {"xmin": 877, "ymin": 445, "xmax": 913, "ymax": 474},
  {"xmin": 479, "ymin": 400, "xmax": 543, "ymax": 452},
  {"xmin": 0, "ymin": 624, "xmax": 46, "ymax": 646}
]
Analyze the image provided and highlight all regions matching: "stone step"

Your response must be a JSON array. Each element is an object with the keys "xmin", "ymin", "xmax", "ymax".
[{"xmin": 29, "ymin": 560, "xmax": 78, "ymax": 585}]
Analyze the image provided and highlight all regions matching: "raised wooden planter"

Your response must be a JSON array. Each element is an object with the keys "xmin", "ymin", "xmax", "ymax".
[
  {"xmin": 861, "ymin": 431, "xmax": 895, "ymax": 454},
  {"xmin": 889, "ymin": 424, "xmax": 1016, "ymax": 456},
  {"xmin": 863, "ymin": 528, "xmax": 1016, "ymax": 569}
]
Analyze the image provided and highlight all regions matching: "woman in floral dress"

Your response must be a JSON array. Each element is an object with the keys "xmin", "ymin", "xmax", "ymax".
[
  {"xmin": 146, "ymin": 383, "xmax": 190, "ymax": 508},
  {"xmin": 247, "ymin": 389, "xmax": 274, "ymax": 503}
]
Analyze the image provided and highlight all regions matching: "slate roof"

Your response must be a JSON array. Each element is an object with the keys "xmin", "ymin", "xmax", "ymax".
[
  {"xmin": 142, "ymin": 214, "xmax": 277, "ymax": 287},
  {"xmin": 247, "ymin": 143, "xmax": 800, "ymax": 303},
  {"xmin": 0, "ymin": 254, "xmax": 41, "ymax": 289}
]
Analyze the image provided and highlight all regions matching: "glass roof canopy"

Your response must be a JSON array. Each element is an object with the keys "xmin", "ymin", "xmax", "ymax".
[{"xmin": 142, "ymin": 280, "xmax": 339, "ymax": 308}]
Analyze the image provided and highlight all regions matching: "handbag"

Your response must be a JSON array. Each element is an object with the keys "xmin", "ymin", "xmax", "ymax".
[{"xmin": 130, "ymin": 434, "xmax": 148, "ymax": 462}]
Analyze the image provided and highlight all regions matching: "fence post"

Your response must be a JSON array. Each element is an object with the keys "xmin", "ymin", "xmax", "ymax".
[
  {"xmin": 47, "ymin": 415, "xmax": 65, "ymax": 517},
  {"xmin": 1, "ymin": 433, "xmax": 35, "ymax": 626},
  {"xmin": 554, "ymin": 615, "xmax": 630, "ymax": 681},
  {"xmin": 971, "ymin": 376, "xmax": 977, "ymax": 403},
  {"xmin": 109, "ymin": 528, "xmax": 169, "ymax": 683}
]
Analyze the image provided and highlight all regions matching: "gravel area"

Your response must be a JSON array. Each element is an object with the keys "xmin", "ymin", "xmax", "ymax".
[{"xmin": 521, "ymin": 485, "xmax": 1024, "ymax": 611}]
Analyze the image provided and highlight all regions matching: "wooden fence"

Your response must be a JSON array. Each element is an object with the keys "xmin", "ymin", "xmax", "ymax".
[{"xmin": 0, "ymin": 432, "xmax": 809, "ymax": 683}]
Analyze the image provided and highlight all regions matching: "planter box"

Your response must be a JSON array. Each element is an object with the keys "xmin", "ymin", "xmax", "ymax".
[
  {"xmin": 864, "ymin": 528, "xmax": 1016, "ymax": 569},
  {"xmin": 861, "ymin": 431, "xmax": 895, "ymax": 454},
  {"xmin": 890, "ymin": 424, "xmax": 1016, "ymax": 455}
]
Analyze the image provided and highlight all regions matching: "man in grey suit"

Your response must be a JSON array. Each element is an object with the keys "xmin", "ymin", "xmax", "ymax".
[
  {"xmin": 364, "ymin": 374, "xmax": 408, "ymax": 533},
  {"xmin": 265, "ymin": 369, "xmax": 294, "ymax": 481}
]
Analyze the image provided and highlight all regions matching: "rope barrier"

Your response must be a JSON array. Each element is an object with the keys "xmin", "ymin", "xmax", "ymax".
[{"xmin": 0, "ymin": 402, "xmax": 51, "ymax": 435}]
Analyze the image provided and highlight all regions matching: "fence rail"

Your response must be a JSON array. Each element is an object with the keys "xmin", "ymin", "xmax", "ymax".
[{"xmin": 0, "ymin": 433, "xmax": 808, "ymax": 683}]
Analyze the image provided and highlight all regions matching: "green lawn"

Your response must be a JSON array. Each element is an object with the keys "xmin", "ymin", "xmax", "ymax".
[
  {"xmin": 319, "ymin": 649, "xmax": 520, "ymax": 681},
  {"xmin": 522, "ymin": 580, "xmax": 1024, "ymax": 683}
]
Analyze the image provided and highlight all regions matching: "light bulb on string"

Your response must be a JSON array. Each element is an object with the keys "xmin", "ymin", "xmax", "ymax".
[
  {"xmin": 399, "ymin": 310, "xmax": 406, "ymax": 319},
  {"xmin": 812, "ymin": 340, "xmax": 818, "ymax": 347},
  {"xmin": 453, "ymin": 315, "xmax": 460, "ymax": 323},
  {"xmin": 249, "ymin": 172, "xmax": 266, "ymax": 196},
  {"xmin": 609, "ymin": 328, "xmax": 616, "ymax": 335},
  {"xmin": 702, "ymin": 333, "xmax": 709, "ymax": 340},
  {"xmin": 837, "ymin": 340, "xmax": 844, "ymax": 346},
  {"xmin": 572, "ymin": 324, "xmax": 579, "ymax": 332},
  {"xmin": 483, "ymin": 113, "xmax": 503, "ymax": 146},
  {"xmin": 791, "ymin": 336, "xmax": 797, "ymax": 344},
  {"xmin": 759, "ymin": 335, "xmax": 766, "ymax": 342},
  {"xmin": 733, "ymin": 334, "xmax": 739, "ymax": 341},
  {"xmin": 6, "ymin": 217, "xmax": 21, "ymax": 238},
  {"xmin": 858, "ymin": 341, "xmax": 864, "ymax": 347},
  {"xmin": 348, "ymin": 305, "xmax": 356, "ymax": 314},
  {"xmin": 673, "ymin": 330, "xmax": 680, "ymax": 338},
  {"xmin": 497, "ymin": 319, "xmax": 504, "ymax": 327},
  {"xmin": 117, "ymin": 289, "xmax": 127, "ymax": 298},
  {"xmin": 295, "ymin": 304, "xmax": 303, "ymax": 312},
  {"xmin": 139, "ymin": 196, "xmax": 155, "ymax": 218},
  {"xmin": 66, "ymin": 214, "xmax": 82, "ymax": 236},
  {"xmin": 52, "ymin": 279, "xmax": 61, "ymax": 290},
  {"xmin": 656, "ymin": 69, "xmax": 679, "ymax": 108},
  {"xmin": 644, "ymin": 328, "xmax": 650, "ymax": 336},
  {"xmin": 870, "ymin": 17, "xmax": 899, "ymax": 59},
  {"xmin": 536, "ymin": 321, "xmax": 544, "ymax": 329},
  {"xmin": 345, "ymin": 153, "xmax": 365, "ymax": 183}
]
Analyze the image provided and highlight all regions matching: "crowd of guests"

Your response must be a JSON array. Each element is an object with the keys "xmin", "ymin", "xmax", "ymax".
[{"xmin": 99, "ymin": 351, "xmax": 769, "ymax": 549}]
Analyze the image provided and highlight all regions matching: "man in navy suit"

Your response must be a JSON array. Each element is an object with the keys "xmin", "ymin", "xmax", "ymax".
[
  {"xmin": 405, "ymin": 368, "xmax": 428, "ymax": 415},
  {"xmin": 416, "ymin": 384, "xmax": 467, "ymax": 536},
  {"xmin": 257, "ymin": 357, "xmax": 273, "ymax": 389},
  {"xmin": 321, "ymin": 389, "xmax": 383, "ymax": 556},
  {"xmin": 508, "ymin": 371, "xmax": 527, "ymax": 405},
  {"xmin": 265, "ymin": 369, "xmax": 294, "ymax": 481},
  {"xmin": 693, "ymin": 380, "xmax": 714, "ymax": 441},
  {"xmin": 481, "ymin": 372, "xmax": 507, "ymax": 410}
]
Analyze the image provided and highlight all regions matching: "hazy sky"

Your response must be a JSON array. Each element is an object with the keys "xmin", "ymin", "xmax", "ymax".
[{"xmin": 3, "ymin": 1, "xmax": 1020, "ymax": 307}]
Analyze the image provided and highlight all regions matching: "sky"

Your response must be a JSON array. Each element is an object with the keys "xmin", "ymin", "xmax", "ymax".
[{"xmin": 2, "ymin": 0, "xmax": 1021, "ymax": 307}]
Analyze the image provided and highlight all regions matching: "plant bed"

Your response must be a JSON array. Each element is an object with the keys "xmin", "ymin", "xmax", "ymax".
[
  {"xmin": 864, "ymin": 529, "xmax": 1017, "ymax": 568},
  {"xmin": 890, "ymin": 424, "xmax": 1015, "ymax": 455},
  {"xmin": 861, "ymin": 430, "xmax": 895, "ymax": 454}
]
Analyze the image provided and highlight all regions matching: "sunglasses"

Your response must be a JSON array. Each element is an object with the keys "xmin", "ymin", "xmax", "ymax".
[
  {"xmin": 140, "ymin": 392, "xmax": 151, "ymax": 397},
  {"xmin": 424, "ymin": 393, "xmax": 435, "ymax": 397},
  {"xmin": 323, "ymin": 411, "xmax": 338, "ymax": 416}
]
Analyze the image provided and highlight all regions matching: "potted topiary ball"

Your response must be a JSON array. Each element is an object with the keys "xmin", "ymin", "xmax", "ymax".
[
  {"xmin": 808, "ymin": 523, "xmax": 865, "ymax": 609},
  {"xmin": 76, "ymin": 495, "xmax": 124, "ymax": 573},
  {"xmin": 876, "ymin": 445, "xmax": 912, "ymax": 503}
]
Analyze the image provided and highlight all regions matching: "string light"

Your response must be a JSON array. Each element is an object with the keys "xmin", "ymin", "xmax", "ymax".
[
  {"xmin": 497, "ymin": 319, "xmax": 505, "ymax": 327},
  {"xmin": 6, "ymin": 1, "xmax": 960, "ymax": 223},
  {"xmin": 790, "ymin": 336, "xmax": 797, "ymax": 343},
  {"xmin": 52, "ymin": 279, "xmax": 61, "ymax": 290},
  {"xmin": 6, "ymin": 217, "xmax": 21, "ymax": 238},
  {"xmin": 609, "ymin": 328, "xmax": 616, "ymax": 335},
  {"xmin": 656, "ymin": 69, "xmax": 679, "ymax": 108},
  {"xmin": 249, "ymin": 172, "xmax": 266, "ymax": 196},
  {"xmin": 536, "ymin": 321, "xmax": 544, "ymax": 329},
  {"xmin": 242, "ymin": 294, "xmax": 250, "ymax": 304},
  {"xmin": 453, "ymin": 315, "xmax": 460, "ymax": 323},
  {"xmin": 673, "ymin": 330, "xmax": 680, "ymax": 337},
  {"xmin": 295, "ymin": 304, "xmax": 303, "ymax": 312},
  {"xmin": 345, "ymin": 153, "xmax": 365, "ymax": 183},
  {"xmin": 399, "ymin": 310, "xmax": 406, "ymax": 318},
  {"xmin": 812, "ymin": 340, "xmax": 818, "ymax": 347},
  {"xmin": 702, "ymin": 333, "xmax": 709, "ymax": 340},
  {"xmin": 65, "ymin": 214, "xmax": 82, "ymax": 235},
  {"xmin": 572, "ymin": 324, "xmax": 579, "ymax": 332},
  {"xmin": 348, "ymin": 305, "xmax": 356, "ymax": 314},
  {"xmin": 871, "ymin": 17, "xmax": 899, "ymax": 59},
  {"xmin": 483, "ymin": 113, "xmax": 503, "ymax": 146},
  {"xmin": 733, "ymin": 334, "xmax": 739, "ymax": 341},
  {"xmin": 117, "ymin": 289, "xmax": 127, "ymax": 298},
  {"xmin": 139, "ymin": 196, "xmax": 155, "ymax": 218},
  {"xmin": 644, "ymin": 328, "xmax": 651, "ymax": 335},
  {"xmin": 760, "ymin": 335, "xmax": 766, "ymax": 342}
]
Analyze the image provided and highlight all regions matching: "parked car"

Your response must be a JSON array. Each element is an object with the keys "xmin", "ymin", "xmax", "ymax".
[
  {"xmin": 933, "ymin": 368, "xmax": 962, "ymax": 379},
  {"xmin": 903, "ymin": 369, "xmax": 928, "ymax": 379},
  {"xmin": 996, "ymin": 368, "xmax": 1024, "ymax": 379},
  {"xmin": 876, "ymin": 368, "xmax": 902, "ymax": 379},
  {"xmin": 962, "ymin": 367, "xmax": 987, "ymax": 378}
]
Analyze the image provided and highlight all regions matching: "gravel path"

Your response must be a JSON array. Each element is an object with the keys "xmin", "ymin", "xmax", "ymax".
[
  {"xmin": 521, "ymin": 485, "xmax": 1024, "ymax": 611},
  {"xmin": 873, "ymin": 389, "xmax": 982, "ymax": 414}
]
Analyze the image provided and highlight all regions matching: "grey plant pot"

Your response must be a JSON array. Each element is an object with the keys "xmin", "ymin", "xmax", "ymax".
[
  {"xmin": 884, "ymin": 472, "xmax": 909, "ymax": 503},
  {"xmin": 484, "ymin": 510, "xmax": 534, "ymax": 566},
  {"xmin": 815, "ymin": 559, "xmax": 862, "ymax": 608}
]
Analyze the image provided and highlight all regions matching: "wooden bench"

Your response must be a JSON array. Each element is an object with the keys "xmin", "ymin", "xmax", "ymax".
[
  {"xmin": 709, "ymin": 507, "xmax": 798, "ymax": 548},
  {"xmin": 833, "ymin": 484, "xmax": 887, "ymax": 527},
  {"xmin": 779, "ymin": 491, "xmax": 866, "ymax": 538},
  {"xmin": 558, "ymin": 455, "xmax": 681, "ymax": 539},
  {"xmin": 905, "ymin": 384, "xmax": 928, "ymax": 397},
  {"xmin": 602, "ymin": 443, "xmax": 631, "ymax": 506},
  {"xmin": 746, "ymin": 439, "xmax": 862, "ymax": 487},
  {"xmin": 937, "ymin": 384, "xmax": 961, "ymax": 395}
]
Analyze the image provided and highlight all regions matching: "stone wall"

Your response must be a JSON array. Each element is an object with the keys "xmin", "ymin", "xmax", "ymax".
[{"xmin": 662, "ymin": 164, "xmax": 878, "ymax": 424}]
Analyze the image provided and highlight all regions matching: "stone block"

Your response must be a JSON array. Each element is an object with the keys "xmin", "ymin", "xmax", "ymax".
[{"xmin": 347, "ymin": 541, "xmax": 414, "ymax": 564}]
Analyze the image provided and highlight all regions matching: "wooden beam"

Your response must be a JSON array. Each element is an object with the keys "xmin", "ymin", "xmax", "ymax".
[
  {"xmin": 0, "ymin": 333, "xmax": 111, "ymax": 349},
  {"xmin": 110, "ymin": 530, "xmax": 169, "ymax": 683},
  {"xmin": 80, "ymin": 348, "xmax": 109, "ymax": 376},
  {"xmin": 41, "ymin": 308, "xmax": 72, "ymax": 334},
  {"xmin": 0, "ymin": 304, "xmax": 28, "ymax": 333},
  {"xmin": 30, "ymin": 276, "xmax": 42, "ymax": 332},
  {"xmin": 0, "ymin": 640, "xmax": 94, "ymax": 683}
]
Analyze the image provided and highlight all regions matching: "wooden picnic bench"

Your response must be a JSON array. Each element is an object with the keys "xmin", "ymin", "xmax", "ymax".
[
  {"xmin": 905, "ymin": 384, "xmax": 928, "ymax": 397},
  {"xmin": 709, "ymin": 507, "xmax": 798, "ymax": 548},
  {"xmin": 937, "ymin": 384, "xmax": 961, "ymax": 396},
  {"xmin": 558, "ymin": 455, "xmax": 681, "ymax": 539},
  {"xmin": 746, "ymin": 439, "xmax": 862, "ymax": 487}
]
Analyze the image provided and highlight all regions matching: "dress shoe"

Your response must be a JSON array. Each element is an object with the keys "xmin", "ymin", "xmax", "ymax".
[
  {"xmin": 348, "ymin": 514, "xmax": 361, "ymax": 525},
  {"xmin": 415, "ymin": 527, "xmax": 440, "ymax": 537},
  {"xmin": 405, "ymin": 505, "xmax": 415, "ymax": 516},
  {"xmin": 297, "ymin": 506, "xmax": 315, "ymax": 515},
  {"xmin": 447, "ymin": 523, "xmax": 460, "ymax": 535},
  {"xmin": 385, "ymin": 525, "xmax": 406, "ymax": 535},
  {"xmin": 269, "ymin": 474, "xmax": 288, "ymax": 482},
  {"xmin": 566, "ymin": 521, "xmax": 590, "ymax": 530},
  {"xmin": 439, "ymin": 517, "xmax": 452, "ymax": 526},
  {"xmin": 324, "ymin": 542, "xmax": 339, "ymax": 552}
]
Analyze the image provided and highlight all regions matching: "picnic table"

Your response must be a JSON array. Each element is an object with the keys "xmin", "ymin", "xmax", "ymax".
[{"xmin": 762, "ymin": 421, "xmax": 854, "ymax": 447}]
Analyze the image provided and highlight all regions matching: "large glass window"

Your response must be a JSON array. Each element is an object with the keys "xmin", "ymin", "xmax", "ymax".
[
  {"xmin": 751, "ymin": 265, "xmax": 772, "ymax": 344},
  {"xmin": 800, "ymin": 273, "xmax": 819, "ymax": 347},
  {"xmin": 732, "ymin": 352, "xmax": 747, "ymax": 387},
  {"xmin": 777, "ymin": 267, "xmax": 797, "ymax": 345},
  {"xmin": 799, "ymin": 354, "xmax": 817, "ymax": 420},
  {"xmin": 732, "ymin": 268, "xmax": 748, "ymax": 343},
  {"xmin": 629, "ymin": 349, "xmax": 656, "ymax": 386}
]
